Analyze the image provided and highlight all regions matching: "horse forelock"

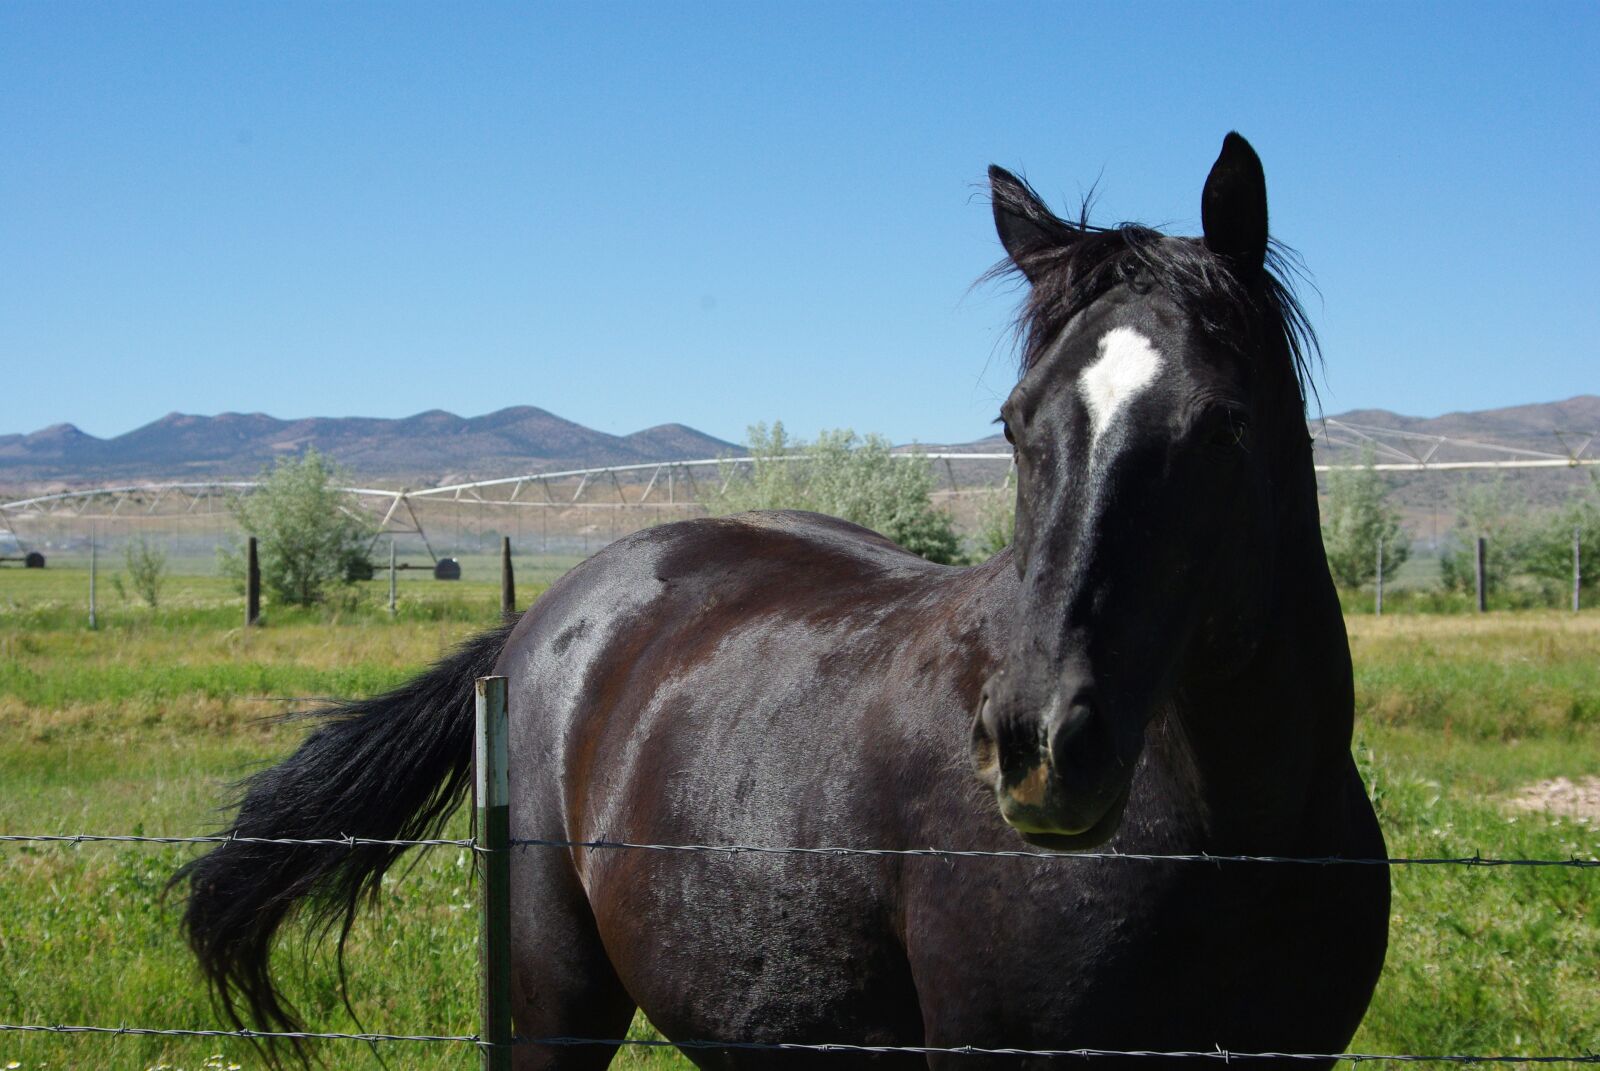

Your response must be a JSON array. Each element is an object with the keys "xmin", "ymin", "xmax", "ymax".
[{"xmin": 985, "ymin": 198, "xmax": 1320, "ymax": 418}]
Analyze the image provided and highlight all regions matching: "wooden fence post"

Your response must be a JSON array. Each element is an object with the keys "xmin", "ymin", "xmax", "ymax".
[
  {"xmin": 1475, "ymin": 536, "xmax": 1487, "ymax": 614},
  {"xmin": 88, "ymin": 528, "xmax": 98, "ymax": 630},
  {"xmin": 246, "ymin": 536, "xmax": 261, "ymax": 627},
  {"xmin": 475, "ymin": 676, "xmax": 512, "ymax": 1071},
  {"xmin": 501, "ymin": 536, "xmax": 516, "ymax": 620}
]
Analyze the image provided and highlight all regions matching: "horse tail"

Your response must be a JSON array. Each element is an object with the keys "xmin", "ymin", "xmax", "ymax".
[{"xmin": 172, "ymin": 617, "xmax": 518, "ymax": 1042}]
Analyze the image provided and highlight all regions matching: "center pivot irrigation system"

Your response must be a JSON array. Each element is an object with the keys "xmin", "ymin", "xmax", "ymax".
[{"xmin": 1, "ymin": 421, "xmax": 1595, "ymax": 570}]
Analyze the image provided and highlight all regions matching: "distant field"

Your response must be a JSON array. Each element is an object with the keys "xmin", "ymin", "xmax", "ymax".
[
  {"xmin": 1340, "ymin": 614, "xmax": 1600, "ymax": 1058},
  {"xmin": 0, "ymin": 566, "xmax": 1595, "ymax": 1069}
]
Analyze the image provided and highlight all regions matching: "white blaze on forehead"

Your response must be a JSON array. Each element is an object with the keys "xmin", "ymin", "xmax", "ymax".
[{"xmin": 1079, "ymin": 326, "xmax": 1164, "ymax": 447}]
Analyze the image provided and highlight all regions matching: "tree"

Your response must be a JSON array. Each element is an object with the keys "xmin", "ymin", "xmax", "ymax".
[
  {"xmin": 1320, "ymin": 447, "xmax": 1409, "ymax": 589},
  {"xmin": 1518, "ymin": 486, "xmax": 1600, "ymax": 596},
  {"xmin": 222, "ymin": 448, "xmax": 377, "ymax": 606},
  {"xmin": 710, "ymin": 422, "xmax": 963, "ymax": 564}
]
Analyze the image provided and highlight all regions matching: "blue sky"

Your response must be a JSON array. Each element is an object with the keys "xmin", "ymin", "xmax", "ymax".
[{"xmin": 2, "ymin": 3, "xmax": 1596, "ymax": 447}]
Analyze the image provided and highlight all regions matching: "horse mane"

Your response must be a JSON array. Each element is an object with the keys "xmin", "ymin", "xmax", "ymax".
[{"xmin": 985, "ymin": 182, "xmax": 1320, "ymax": 413}]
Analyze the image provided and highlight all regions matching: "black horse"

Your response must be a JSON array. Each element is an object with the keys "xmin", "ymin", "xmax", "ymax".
[{"xmin": 177, "ymin": 134, "xmax": 1388, "ymax": 1069}]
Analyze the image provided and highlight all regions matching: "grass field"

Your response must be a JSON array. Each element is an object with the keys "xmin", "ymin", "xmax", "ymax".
[{"xmin": 1, "ymin": 565, "xmax": 1596, "ymax": 1069}]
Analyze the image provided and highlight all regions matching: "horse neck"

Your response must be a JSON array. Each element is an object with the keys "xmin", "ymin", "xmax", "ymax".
[{"xmin": 1158, "ymin": 433, "xmax": 1357, "ymax": 852}]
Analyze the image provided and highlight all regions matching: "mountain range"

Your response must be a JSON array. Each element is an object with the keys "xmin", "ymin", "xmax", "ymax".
[
  {"xmin": 2, "ymin": 397, "xmax": 1596, "ymax": 489},
  {"xmin": 0, "ymin": 407, "xmax": 737, "ymax": 485},
  {"xmin": 914, "ymin": 395, "xmax": 1600, "ymax": 462},
  {"xmin": 1309, "ymin": 395, "xmax": 1600, "ymax": 464}
]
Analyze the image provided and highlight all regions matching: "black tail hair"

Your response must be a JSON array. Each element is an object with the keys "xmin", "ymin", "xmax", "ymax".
[{"xmin": 172, "ymin": 619, "xmax": 518, "ymax": 1054}]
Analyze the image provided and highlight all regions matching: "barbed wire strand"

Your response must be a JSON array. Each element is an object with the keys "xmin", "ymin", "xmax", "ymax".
[
  {"xmin": 0, "ymin": 1023, "xmax": 476, "ymax": 1044},
  {"xmin": 0, "ymin": 832, "xmax": 473, "ymax": 849},
  {"xmin": 531, "ymin": 1037, "xmax": 1600, "ymax": 1063},
  {"xmin": 0, "ymin": 1024, "xmax": 1596, "ymax": 1063},
  {"xmin": 1, "ymin": 832, "xmax": 1595, "ymax": 867},
  {"xmin": 511, "ymin": 837, "xmax": 1600, "ymax": 869}
]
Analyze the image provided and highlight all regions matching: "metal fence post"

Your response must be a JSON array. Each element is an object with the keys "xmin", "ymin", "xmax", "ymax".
[
  {"xmin": 1575, "ymin": 526, "xmax": 1583, "ymax": 613},
  {"xmin": 88, "ymin": 525, "xmax": 98, "ymax": 630},
  {"xmin": 388, "ymin": 538, "xmax": 398, "ymax": 617},
  {"xmin": 1374, "ymin": 538, "xmax": 1383, "ymax": 617},
  {"xmin": 475, "ymin": 676, "xmax": 512, "ymax": 1071},
  {"xmin": 1475, "ymin": 536, "xmax": 1487, "ymax": 614}
]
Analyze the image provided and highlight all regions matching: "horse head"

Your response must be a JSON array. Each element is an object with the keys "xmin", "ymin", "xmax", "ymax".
[{"xmin": 970, "ymin": 133, "xmax": 1318, "ymax": 848}]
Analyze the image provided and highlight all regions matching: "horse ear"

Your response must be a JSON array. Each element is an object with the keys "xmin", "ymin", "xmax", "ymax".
[
  {"xmin": 990, "ymin": 165, "xmax": 1067, "ymax": 283},
  {"xmin": 1201, "ymin": 132, "xmax": 1268, "ymax": 274}
]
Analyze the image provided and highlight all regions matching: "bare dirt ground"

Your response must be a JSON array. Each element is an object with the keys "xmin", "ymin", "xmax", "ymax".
[{"xmin": 1507, "ymin": 776, "xmax": 1600, "ymax": 823}]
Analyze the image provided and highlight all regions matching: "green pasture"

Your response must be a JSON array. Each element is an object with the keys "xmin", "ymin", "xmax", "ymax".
[{"xmin": 0, "ymin": 564, "xmax": 1596, "ymax": 1069}]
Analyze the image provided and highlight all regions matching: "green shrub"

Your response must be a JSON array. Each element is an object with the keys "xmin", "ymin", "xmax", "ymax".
[
  {"xmin": 220, "ymin": 448, "xmax": 378, "ymax": 606},
  {"xmin": 711, "ymin": 422, "xmax": 963, "ymax": 564},
  {"xmin": 1518, "ymin": 490, "xmax": 1599, "ymax": 596},
  {"xmin": 971, "ymin": 483, "xmax": 1016, "ymax": 561},
  {"xmin": 1438, "ymin": 480, "xmax": 1521, "ymax": 595},
  {"xmin": 1321, "ymin": 446, "xmax": 1409, "ymax": 589},
  {"xmin": 123, "ymin": 537, "xmax": 167, "ymax": 608}
]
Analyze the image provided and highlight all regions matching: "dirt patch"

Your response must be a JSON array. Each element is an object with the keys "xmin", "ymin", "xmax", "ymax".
[{"xmin": 1506, "ymin": 776, "xmax": 1600, "ymax": 823}]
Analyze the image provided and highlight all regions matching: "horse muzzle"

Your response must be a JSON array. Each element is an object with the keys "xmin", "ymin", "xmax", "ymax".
[{"xmin": 970, "ymin": 671, "xmax": 1136, "ymax": 849}]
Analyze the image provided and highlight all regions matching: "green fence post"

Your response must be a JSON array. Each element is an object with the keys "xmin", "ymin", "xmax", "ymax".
[{"xmin": 475, "ymin": 676, "xmax": 512, "ymax": 1071}]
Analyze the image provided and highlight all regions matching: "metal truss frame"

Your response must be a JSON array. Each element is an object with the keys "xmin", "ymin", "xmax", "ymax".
[{"xmin": 4, "ymin": 429, "xmax": 1595, "ymax": 538}]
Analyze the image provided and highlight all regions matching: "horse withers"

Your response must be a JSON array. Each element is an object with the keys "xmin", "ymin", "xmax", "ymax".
[{"xmin": 176, "ymin": 133, "xmax": 1389, "ymax": 1069}]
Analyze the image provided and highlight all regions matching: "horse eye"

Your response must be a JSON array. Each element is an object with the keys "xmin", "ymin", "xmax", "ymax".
[
  {"xmin": 1002, "ymin": 420, "xmax": 1015, "ymax": 446},
  {"xmin": 1209, "ymin": 416, "xmax": 1250, "ymax": 449}
]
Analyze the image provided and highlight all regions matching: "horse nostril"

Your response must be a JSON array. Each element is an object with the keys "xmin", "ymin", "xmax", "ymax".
[
  {"xmin": 1050, "ymin": 700, "xmax": 1094, "ymax": 747},
  {"xmin": 1047, "ymin": 694, "xmax": 1115, "ymax": 782},
  {"xmin": 1046, "ymin": 689, "xmax": 1098, "ymax": 765}
]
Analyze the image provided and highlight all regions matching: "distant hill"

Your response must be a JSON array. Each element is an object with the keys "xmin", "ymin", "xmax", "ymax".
[
  {"xmin": 1308, "ymin": 395, "xmax": 1600, "ymax": 531},
  {"xmin": 912, "ymin": 396, "xmax": 1599, "ymax": 532},
  {"xmin": 1311, "ymin": 395, "xmax": 1600, "ymax": 465},
  {"xmin": 3, "ymin": 397, "xmax": 1594, "ymax": 503},
  {"xmin": 909, "ymin": 396, "xmax": 1600, "ymax": 461},
  {"xmin": 0, "ymin": 407, "xmax": 738, "ymax": 484}
]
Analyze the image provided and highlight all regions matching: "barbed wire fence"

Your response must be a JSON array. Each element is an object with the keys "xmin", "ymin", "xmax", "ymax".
[
  {"xmin": 2, "ymin": 677, "xmax": 1597, "ymax": 1068},
  {"xmin": 2, "ymin": 832, "xmax": 1595, "ymax": 868}
]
